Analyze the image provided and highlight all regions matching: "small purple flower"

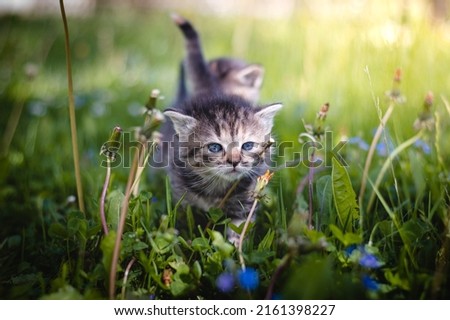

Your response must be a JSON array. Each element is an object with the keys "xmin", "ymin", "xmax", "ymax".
[
  {"xmin": 237, "ymin": 268, "xmax": 259, "ymax": 291},
  {"xmin": 362, "ymin": 275, "xmax": 380, "ymax": 291},
  {"xmin": 216, "ymin": 272, "xmax": 235, "ymax": 293},
  {"xmin": 359, "ymin": 253, "xmax": 383, "ymax": 268}
]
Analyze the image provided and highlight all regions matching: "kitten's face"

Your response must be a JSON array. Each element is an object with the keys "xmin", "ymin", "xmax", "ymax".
[
  {"xmin": 193, "ymin": 121, "xmax": 267, "ymax": 182},
  {"xmin": 165, "ymin": 98, "xmax": 281, "ymax": 189}
]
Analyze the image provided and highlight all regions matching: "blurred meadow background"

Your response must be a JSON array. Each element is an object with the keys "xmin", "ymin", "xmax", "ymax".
[{"xmin": 1, "ymin": 0, "xmax": 449, "ymax": 299}]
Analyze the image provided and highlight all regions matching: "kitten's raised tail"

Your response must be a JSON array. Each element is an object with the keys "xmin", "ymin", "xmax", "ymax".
[
  {"xmin": 170, "ymin": 13, "xmax": 198, "ymax": 40},
  {"xmin": 171, "ymin": 13, "xmax": 216, "ymax": 99}
]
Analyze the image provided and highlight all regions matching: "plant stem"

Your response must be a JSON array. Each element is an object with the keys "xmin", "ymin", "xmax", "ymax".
[
  {"xmin": 125, "ymin": 148, "xmax": 140, "ymax": 196},
  {"xmin": 100, "ymin": 159, "xmax": 111, "ymax": 235},
  {"xmin": 218, "ymin": 179, "xmax": 240, "ymax": 209},
  {"xmin": 109, "ymin": 173, "xmax": 133, "ymax": 299},
  {"xmin": 265, "ymin": 253, "xmax": 292, "ymax": 299},
  {"xmin": 307, "ymin": 150, "xmax": 315, "ymax": 229},
  {"xmin": 366, "ymin": 131, "xmax": 423, "ymax": 213},
  {"xmin": 109, "ymin": 140, "xmax": 151, "ymax": 299},
  {"xmin": 359, "ymin": 102, "xmax": 394, "ymax": 215},
  {"xmin": 238, "ymin": 199, "xmax": 258, "ymax": 271},
  {"xmin": 132, "ymin": 141, "xmax": 152, "ymax": 196},
  {"xmin": 121, "ymin": 257, "xmax": 137, "ymax": 300},
  {"xmin": 59, "ymin": 0, "xmax": 85, "ymax": 213}
]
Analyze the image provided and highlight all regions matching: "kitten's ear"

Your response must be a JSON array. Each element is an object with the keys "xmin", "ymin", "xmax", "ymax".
[
  {"xmin": 209, "ymin": 59, "xmax": 230, "ymax": 77},
  {"xmin": 164, "ymin": 109, "xmax": 197, "ymax": 136},
  {"xmin": 255, "ymin": 103, "xmax": 283, "ymax": 133},
  {"xmin": 236, "ymin": 64, "xmax": 265, "ymax": 88}
]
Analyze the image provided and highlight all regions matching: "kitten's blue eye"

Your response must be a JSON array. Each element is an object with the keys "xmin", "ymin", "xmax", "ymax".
[
  {"xmin": 207, "ymin": 143, "xmax": 223, "ymax": 153},
  {"xmin": 242, "ymin": 142, "xmax": 255, "ymax": 151}
]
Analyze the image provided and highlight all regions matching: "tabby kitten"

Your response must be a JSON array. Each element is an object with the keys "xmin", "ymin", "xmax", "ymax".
[
  {"xmin": 172, "ymin": 14, "xmax": 264, "ymax": 105},
  {"xmin": 163, "ymin": 94, "xmax": 282, "ymax": 240}
]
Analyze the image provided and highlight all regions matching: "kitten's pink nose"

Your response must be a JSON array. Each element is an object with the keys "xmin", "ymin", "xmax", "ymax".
[{"xmin": 227, "ymin": 148, "xmax": 241, "ymax": 167}]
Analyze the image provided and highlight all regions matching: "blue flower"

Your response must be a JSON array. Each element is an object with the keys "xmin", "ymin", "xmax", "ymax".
[
  {"xmin": 237, "ymin": 268, "xmax": 259, "ymax": 291},
  {"xmin": 215, "ymin": 272, "xmax": 235, "ymax": 293},
  {"xmin": 371, "ymin": 128, "xmax": 395, "ymax": 157},
  {"xmin": 414, "ymin": 139, "xmax": 431, "ymax": 154},
  {"xmin": 362, "ymin": 275, "xmax": 380, "ymax": 291},
  {"xmin": 376, "ymin": 140, "xmax": 394, "ymax": 156},
  {"xmin": 348, "ymin": 137, "xmax": 369, "ymax": 151},
  {"xmin": 359, "ymin": 253, "xmax": 383, "ymax": 268},
  {"xmin": 343, "ymin": 244, "xmax": 358, "ymax": 257}
]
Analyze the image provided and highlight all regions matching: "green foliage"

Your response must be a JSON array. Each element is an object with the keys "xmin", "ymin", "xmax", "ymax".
[
  {"xmin": 331, "ymin": 158, "xmax": 359, "ymax": 232},
  {"xmin": 1, "ymin": 5, "xmax": 449, "ymax": 300}
]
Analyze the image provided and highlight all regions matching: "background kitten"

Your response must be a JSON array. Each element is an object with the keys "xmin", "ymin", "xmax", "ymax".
[
  {"xmin": 171, "ymin": 14, "xmax": 264, "ymax": 105},
  {"xmin": 163, "ymin": 95, "xmax": 282, "ymax": 240}
]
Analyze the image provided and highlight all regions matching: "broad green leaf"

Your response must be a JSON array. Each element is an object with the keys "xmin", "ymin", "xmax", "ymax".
[
  {"xmin": 149, "ymin": 232, "xmax": 176, "ymax": 254},
  {"xmin": 132, "ymin": 241, "xmax": 148, "ymax": 251},
  {"xmin": 170, "ymin": 263, "xmax": 194, "ymax": 296},
  {"xmin": 400, "ymin": 218, "xmax": 430, "ymax": 246},
  {"xmin": 329, "ymin": 224, "xmax": 345, "ymax": 244},
  {"xmin": 204, "ymin": 251, "xmax": 224, "ymax": 275},
  {"xmin": 247, "ymin": 250, "xmax": 275, "ymax": 264},
  {"xmin": 107, "ymin": 189, "xmax": 124, "ymax": 231},
  {"xmin": 100, "ymin": 231, "xmax": 117, "ymax": 275},
  {"xmin": 331, "ymin": 158, "xmax": 359, "ymax": 232},
  {"xmin": 191, "ymin": 237, "xmax": 210, "ymax": 251},
  {"xmin": 192, "ymin": 261, "xmax": 202, "ymax": 280},
  {"xmin": 329, "ymin": 224, "xmax": 361, "ymax": 247},
  {"xmin": 138, "ymin": 190, "xmax": 153, "ymax": 201},
  {"xmin": 208, "ymin": 207, "xmax": 224, "ymax": 224},
  {"xmin": 228, "ymin": 220, "xmax": 254, "ymax": 236},
  {"xmin": 384, "ymin": 270, "xmax": 410, "ymax": 290},
  {"xmin": 210, "ymin": 230, "xmax": 234, "ymax": 258},
  {"xmin": 48, "ymin": 223, "xmax": 68, "ymax": 239},
  {"xmin": 67, "ymin": 216, "xmax": 87, "ymax": 239},
  {"xmin": 304, "ymin": 229, "xmax": 327, "ymax": 245}
]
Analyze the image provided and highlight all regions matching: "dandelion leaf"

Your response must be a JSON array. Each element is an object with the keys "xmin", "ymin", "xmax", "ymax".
[{"xmin": 331, "ymin": 158, "xmax": 359, "ymax": 232}]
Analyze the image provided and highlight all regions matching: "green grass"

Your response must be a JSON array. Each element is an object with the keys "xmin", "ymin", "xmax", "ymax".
[{"xmin": 0, "ymin": 4, "xmax": 449, "ymax": 299}]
